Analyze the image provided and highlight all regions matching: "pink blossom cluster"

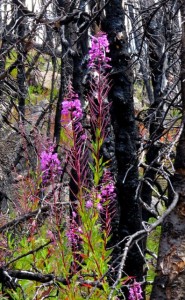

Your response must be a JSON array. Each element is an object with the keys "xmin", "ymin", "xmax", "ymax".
[
  {"xmin": 128, "ymin": 281, "xmax": 143, "ymax": 300},
  {"xmin": 100, "ymin": 182, "xmax": 115, "ymax": 201},
  {"xmin": 62, "ymin": 93, "xmax": 83, "ymax": 119},
  {"xmin": 86, "ymin": 200, "xmax": 93, "ymax": 209},
  {"xmin": 86, "ymin": 171, "xmax": 116, "ymax": 211},
  {"xmin": 66, "ymin": 211, "xmax": 82, "ymax": 245},
  {"xmin": 85, "ymin": 198, "xmax": 103, "ymax": 211},
  {"xmin": 100, "ymin": 170, "xmax": 116, "ymax": 203},
  {"xmin": 88, "ymin": 32, "xmax": 111, "ymax": 69},
  {"xmin": 40, "ymin": 144, "xmax": 62, "ymax": 183}
]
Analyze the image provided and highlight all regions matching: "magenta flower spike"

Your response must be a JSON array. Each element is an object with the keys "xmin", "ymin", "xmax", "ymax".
[
  {"xmin": 40, "ymin": 144, "xmax": 62, "ymax": 184},
  {"xmin": 66, "ymin": 217, "xmax": 82, "ymax": 246},
  {"xmin": 88, "ymin": 32, "xmax": 111, "ymax": 69},
  {"xmin": 86, "ymin": 200, "xmax": 93, "ymax": 209},
  {"xmin": 100, "ymin": 170, "xmax": 116, "ymax": 204},
  {"xmin": 61, "ymin": 83, "xmax": 89, "ymax": 199},
  {"xmin": 61, "ymin": 93, "xmax": 83, "ymax": 120},
  {"xmin": 128, "ymin": 281, "xmax": 143, "ymax": 300},
  {"xmin": 97, "ymin": 203, "xmax": 103, "ymax": 211}
]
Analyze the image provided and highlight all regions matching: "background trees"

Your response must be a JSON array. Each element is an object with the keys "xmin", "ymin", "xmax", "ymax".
[{"xmin": 0, "ymin": 0, "xmax": 184, "ymax": 299}]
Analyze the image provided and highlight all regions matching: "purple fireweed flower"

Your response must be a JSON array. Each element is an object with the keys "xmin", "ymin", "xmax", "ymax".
[
  {"xmin": 66, "ymin": 227, "xmax": 77, "ymax": 245},
  {"xmin": 101, "ymin": 183, "xmax": 115, "ymax": 197},
  {"xmin": 61, "ymin": 93, "xmax": 83, "ymax": 120},
  {"xmin": 72, "ymin": 211, "xmax": 77, "ymax": 218},
  {"xmin": 88, "ymin": 32, "xmax": 111, "ymax": 69},
  {"xmin": 86, "ymin": 200, "xmax": 93, "ymax": 209},
  {"xmin": 61, "ymin": 100, "xmax": 72, "ymax": 115},
  {"xmin": 46, "ymin": 230, "xmax": 56, "ymax": 244},
  {"xmin": 61, "ymin": 83, "xmax": 88, "ymax": 195},
  {"xmin": 81, "ymin": 133, "xmax": 87, "ymax": 140},
  {"xmin": 98, "ymin": 170, "xmax": 116, "ymax": 236},
  {"xmin": 100, "ymin": 170, "xmax": 116, "ymax": 203},
  {"xmin": 40, "ymin": 144, "xmax": 62, "ymax": 184},
  {"xmin": 128, "ymin": 281, "xmax": 143, "ymax": 300},
  {"xmin": 97, "ymin": 203, "xmax": 103, "ymax": 211},
  {"xmin": 66, "ymin": 219, "xmax": 82, "ymax": 246}
]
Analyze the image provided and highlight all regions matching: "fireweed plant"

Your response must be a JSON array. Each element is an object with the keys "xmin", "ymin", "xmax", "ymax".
[
  {"xmin": 0, "ymin": 33, "xmax": 143, "ymax": 300},
  {"xmin": 40, "ymin": 143, "xmax": 62, "ymax": 184},
  {"xmin": 59, "ymin": 32, "xmax": 119, "ymax": 298},
  {"xmin": 128, "ymin": 280, "xmax": 143, "ymax": 300}
]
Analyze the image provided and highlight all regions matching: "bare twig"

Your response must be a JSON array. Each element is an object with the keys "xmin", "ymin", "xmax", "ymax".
[
  {"xmin": 108, "ymin": 192, "xmax": 179, "ymax": 299},
  {"xmin": 5, "ymin": 240, "xmax": 52, "ymax": 267},
  {"xmin": 0, "ymin": 205, "xmax": 50, "ymax": 234}
]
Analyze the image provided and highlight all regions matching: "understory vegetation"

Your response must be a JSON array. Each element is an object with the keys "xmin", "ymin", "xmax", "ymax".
[{"xmin": 0, "ymin": 1, "xmax": 185, "ymax": 299}]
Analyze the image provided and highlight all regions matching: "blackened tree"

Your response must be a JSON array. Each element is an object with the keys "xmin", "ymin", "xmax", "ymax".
[
  {"xmin": 151, "ymin": 1, "xmax": 185, "ymax": 298},
  {"xmin": 0, "ymin": 1, "xmax": 185, "ymax": 299},
  {"xmin": 102, "ymin": 0, "xmax": 144, "ymax": 280}
]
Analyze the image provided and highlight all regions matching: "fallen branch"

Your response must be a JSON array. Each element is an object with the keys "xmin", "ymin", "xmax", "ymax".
[
  {"xmin": 0, "ymin": 268, "xmax": 102, "ymax": 288},
  {"xmin": 0, "ymin": 268, "xmax": 67, "ymax": 285}
]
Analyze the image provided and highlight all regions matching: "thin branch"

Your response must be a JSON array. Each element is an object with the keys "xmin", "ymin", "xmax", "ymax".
[
  {"xmin": 0, "ymin": 205, "xmax": 50, "ymax": 234},
  {"xmin": 108, "ymin": 192, "xmax": 179, "ymax": 299},
  {"xmin": 5, "ymin": 241, "xmax": 52, "ymax": 267}
]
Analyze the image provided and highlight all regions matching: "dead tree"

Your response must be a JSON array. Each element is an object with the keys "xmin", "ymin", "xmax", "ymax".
[
  {"xmin": 151, "ymin": 1, "xmax": 185, "ymax": 299},
  {"xmin": 103, "ymin": 0, "xmax": 144, "ymax": 281}
]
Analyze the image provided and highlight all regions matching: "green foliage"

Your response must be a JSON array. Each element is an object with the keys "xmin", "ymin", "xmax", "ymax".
[
  {"xmin": 29, "ymin": 84, "xmax": 44, "ymax": 95},
  {"xmin": 0, "ymin": 143, "xmax": 117, "ymax": 299},
  {"xmin": 134, "ymin": 81, "xmax": 144, "ymax": 103},
  {"xmin": 26, "ymin": 84, "xmax": 46, "ymax": 105},
  {"xmin": 10, "ymin": 68, "xmax": 18, "ymax": 78},
  {"xmin": 91, "ymin": 135, "xmax": 104, "ymax": 186},
  {"xmin": 0, "ymin": 35, "xmax": 125, "ymax": 299},
  {"xmin": 145, "ymin": 218, "xmax": 161, "ymax": 297},
  {"xmin": 6, "ymin": 50, "xmax": 17, "ymax": 66}
]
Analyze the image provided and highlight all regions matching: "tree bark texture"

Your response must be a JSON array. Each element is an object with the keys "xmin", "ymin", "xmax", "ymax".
[
  {"xmin": 54, "ymin": 0, "xmax": 74, "ymax": 146},
  {"xmin": 102, "ymin": 0, "xmax": 143, "ymax": 280},
  {"xmin": 140, "ymin": 1, "xmax": 166, "ymax": 222},
  {"xmin": 151, "ymin": 2, "xmax": 185, "ymax": 299}
]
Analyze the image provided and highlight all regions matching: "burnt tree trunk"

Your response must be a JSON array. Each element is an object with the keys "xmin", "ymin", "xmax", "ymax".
[
  {"xmin": 72, "ymin": 0, "xmax": 88, "ymax": 104},
  {"xmin": 54, "ymin": 0, "xmax": 74, "ymax": 146},
  {"xmin": 151, "ymin": 2, "xmax": 185, "ymax": 299},
  {"xmin": 140, "ymin": 0, "xmax": 167, "ymax": 222},
  {"xmin": 128, "ymin": 2, "xmax": 154, "ymax": 105},
  {"xmin": 15, "ymin": 0, "xmax": 27, "ymax": 119},
  {"xmin": 102, "ymin": 0, "xmax": 143, "ymax": 280}
]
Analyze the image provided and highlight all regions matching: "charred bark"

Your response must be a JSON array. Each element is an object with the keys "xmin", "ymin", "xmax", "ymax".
[
  {"xmin": 72, "ymin": 0, "xmax": 89, "ymax": 103},
  {"xmin": 151, "ymin": 2, "xmax": 185, "ymax": 299},
  {"xmin": 141, "ymin": 1, "xmax": 181, "ymax": 221},
  {"xmin": 54, "ymin": 0, "xmax": 74, "ymax": 146},
  {"xmin": 128, "ymin": 2, "xmax": 154, "ymax": 105},
  {"xmin": 102, "ymin": 0, "xmax": 143, "ymax": 280},
  {"xmin": 140, "ymin": 1, "xmax": 171, "ymax": 222},
  {"xmin": 8, "ymin": 0, "xmax": 28, "ymax": 120},
  {"xmin": 17, "ymin": 15, "xmax": 26, "ymax": 119}
]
